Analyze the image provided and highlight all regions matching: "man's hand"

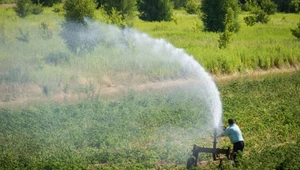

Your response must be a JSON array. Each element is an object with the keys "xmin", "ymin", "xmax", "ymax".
[{"xmin": 219, "ymin": 126, "xmax": 226, "ymax": 130}]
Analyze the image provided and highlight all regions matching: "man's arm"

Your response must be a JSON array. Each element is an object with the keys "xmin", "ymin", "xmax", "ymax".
[
  {"xmin": 216, "ymin": 126, "xmax": 228, "ymax": 138},
  {"xmin": 216, "ymin": 134, "xmax": 224, "ymax": 138}
]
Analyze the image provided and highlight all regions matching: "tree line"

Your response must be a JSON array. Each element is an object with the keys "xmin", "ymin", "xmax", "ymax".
[{"xmin": 14, "ymin": 0, "xmax": 300, "ymax": 52}]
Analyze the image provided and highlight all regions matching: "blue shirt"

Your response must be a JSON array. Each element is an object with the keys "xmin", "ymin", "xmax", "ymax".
[{"xmin": 222, "ymin": 123, "xmax": 244, "ymax": 144}]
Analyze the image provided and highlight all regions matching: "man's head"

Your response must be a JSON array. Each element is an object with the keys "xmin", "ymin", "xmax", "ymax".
[{"xmin": 228, "ymin": 119, "xmax": 234, "ymax": 125}]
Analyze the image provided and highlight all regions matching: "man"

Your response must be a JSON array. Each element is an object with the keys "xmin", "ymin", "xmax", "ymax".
[{"xmin": 217, "ymin": 119, "xmax": 244, "ymax": 162}]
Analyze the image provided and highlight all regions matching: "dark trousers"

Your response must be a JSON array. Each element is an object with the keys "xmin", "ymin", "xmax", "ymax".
[{"xmin": 232, "ymin": 141, "xmax": 244, "ymax": 161}]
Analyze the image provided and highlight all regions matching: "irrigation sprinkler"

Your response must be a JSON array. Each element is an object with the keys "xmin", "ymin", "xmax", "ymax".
[{"xmin": 186, "ymin": 128, "xmax": 231, "ymax": 169}]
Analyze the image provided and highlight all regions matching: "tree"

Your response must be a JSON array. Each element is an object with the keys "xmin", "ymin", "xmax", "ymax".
[
  {"xmin": 60, "ymin": 0, "xmax": 100, "ymax": 54},
  {"xmin": 14, "ymin": 0, "xmax": 33, "ymax": 18},
  {"xmin": 101, "ymin": 0, "xmax": 137, "ymax": 20},
  {"xmin": 138, "ymin": 0, "xmax": 174, "ymax": 21},
  {"xmin": 272, "ymin": 0, "xmax": 300, "ymax": 13},
  {"xmin": 32, "ymin": 0, "xmax": 62, "ymax": 7},
  {"xmin": 291, "ymin": 21, "xmax": 300, "ymax": 40},
  {"xmin": 200, "ymin": 0, "xmax": 240, "ymax": 32},
  {"xmin": 172, "ymin": 0, "xmax": 186, "ymax": 9},
  {"xmin": 218, "ymin": 8, "xmax": 237, "ymax": 49},
  {"xmin": 63, "ymin": 0, "xmax": 96, "ymax": 23},
  {"xmin": 185, "ymin": 0, "xmax": 200, "ymax": 14}
]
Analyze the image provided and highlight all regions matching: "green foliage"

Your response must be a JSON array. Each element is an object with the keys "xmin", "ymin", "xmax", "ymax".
[
  {"xmin": 0, "ymin": 0, "xmax": 16, "ymax": 4},
  {"xmin": 16, "ymin": 28, "xmax": 30, "ymax": 42},
  {"xmin": 100, "ymin": 0, "xmax": 137, "ymax": 21},
  {"xmin": 185, "ymin": 0, "xmax": 200, "ymax": 14},
  {"xmin": 63, "ymin": 0, "xmax": 96, "ymax": 23},
  {"xmin": 0, "ymin": 71, "xmax": 299, "ymax": 169},
  {"xmin": 218, "ymin": 8, "xmax": 237, "ymax": 49},
  {"xmin": 237, "ymin": 141, "xmax": 300, "ymax": 169},
  {"xmin": 200, "ymin": 0, "xmax": 240, "ymax": 32},
  {"xmin": 172, "ymin": 0, "xmax": 187, "ymax": 9},
  {"xmin": 218, "ymin": 71, "xmax": 300, "ymax": 169},
  {"xmin": 60, "ymin": 21, "xmax": 102, "ymax": 55},
  {"xmin": 291, "ymin": 21, "xmax": 300, "ymax": 40},
  {"xmin": 244, "ymin": 8, "xmax": 270, "ymax": 26},
  {"xmin": 39, "ymin": 21, "xmax": 53, "ymax": 39},
  {"xmin": 138, "ymin": 0, "xmax": 174, "ymax": 21},
  {"xmin": 14, "ymin": 0, "xmax": 33, "ymax": 17},
  {"xmin": 31, "ymin": 2, "xmax": 44, "ymax": 15},
  {"xmin": 52, "ymin": 3, "xmax": 63, "ymax": 13},
  {"xmin": 261, "ymin": 0, "xmax": 277, "ymax": 14},
  {"xmin": 273, "ymin": 0, "xmax": 300, "ymax": 13},
  {"xmin": 32, "ymin": 0, "xmax": 62, "ymax": 7},
  {"xmin": 61, "ymin": 0, "xmax": 98, "ymax": 54},
  {"xmin": 44, "ymin": 52, "xmax": 70, "ymax": 66}
]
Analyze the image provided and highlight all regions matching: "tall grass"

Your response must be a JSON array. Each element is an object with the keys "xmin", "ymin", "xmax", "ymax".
[{"xmin": 134, "ymin": 11, "xmax": 300, "ymax": 74}]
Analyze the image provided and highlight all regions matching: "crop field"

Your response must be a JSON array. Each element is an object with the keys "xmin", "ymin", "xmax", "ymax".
[
  {"xmin": 0, "ymin": 71, "xmax": 299, "ymax": 169},
  {"xmin": 0, "ymin": 4, "xmax": 300, "ymax": 170}
]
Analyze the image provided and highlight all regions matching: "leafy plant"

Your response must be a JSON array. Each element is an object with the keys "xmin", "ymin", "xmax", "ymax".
[
  {"xmin": 39, "ymin": 21, "xmax": 53, "ymax": 39},
  {"xmin": 31, "ymin": 2, "xmax": 44, "ymax": 15},
  {"xmin": 138, "ymin": 0, "xmax": 174, "ymax": 21},
  {"xmin": 200, "ymin": 0, "xmax": 240, "ymax": 32},
  {"xmin": 291, "ymin": 21, "xmax": 300, "ymax": 40},
  {"xmin": 14, "ymin": 0, "xmax": 33, "ymax": 18}
]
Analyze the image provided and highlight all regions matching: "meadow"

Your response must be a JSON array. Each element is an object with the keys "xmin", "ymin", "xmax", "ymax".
[{"xmin": 0, "ymin": 5, "xmax": 300, "ymax": 170}]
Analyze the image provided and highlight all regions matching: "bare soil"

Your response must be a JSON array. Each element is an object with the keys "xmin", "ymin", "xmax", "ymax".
[
  {"xmin": 0, "ymin": 66, "xmax": 299, "ymax": 108},
  {"xmin": 0, "ymin": 3, "xmax": 16, "ymax": 7}
]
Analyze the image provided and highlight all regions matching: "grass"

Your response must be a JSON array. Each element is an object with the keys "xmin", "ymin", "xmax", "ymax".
[
  {"xmin": 0, "ymin": 5, "xmax": 299, "ymax": 169},
  {"xmin": 0, "ymin": 71, "xmax": 299, "ymax": 169},
  {"xmin": 133, "ymin": 11, "xmax": 300, "ymax": 73}
]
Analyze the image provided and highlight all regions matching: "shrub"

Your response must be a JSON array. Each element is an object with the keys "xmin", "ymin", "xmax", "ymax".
[
  {"xmin": 260, "ymin": 0, "xmax": 277, "ymax": 15},
  {"xmin": 185, "ymin": 0, "xmax": 200, "ymax": 14},
  {"xmin": 32, "ymin": 3, "xmax": 44, "ymax": 15},
  {"xmin": 52, "ymin": 3, "xmax": 63, "ymax": 13},
  {"xmin": 291, "ymin": 21, "xmax": 300, "ymax": 40},
  {"xmin": 32, "ymin": 0, "xmax": 62, "ymax": 7},
  {"xmin": 244, "ymin": 8, "xmax": 270, "ymax": 26},
  {"xmin": 14, "ymin": 0, "xmax": 33, "ymax": 18},
  {"xmin": 61, "ymin": 0, "xmax": 99, "ymax": 54},
  {"xmin": 200, "ymin": 0, "xmax": 240, "ymax": 32},
  {"xmin": 44, "ymin": 52, "xmax": 70, "ymax": 66},
  {"xmin": 102, "ymin": 0, "xmax": 137, "ymax": 21},
  {"xmin": 39, "ymin": 21, "xmax": 53, "ymax": 39},
  {"xmin": 138, "ymin": 0, "xmax": 174, "ymax": 21},
  {"xmin": 63, "ymin": 0, "xmax": 96, "ymax": 23}
]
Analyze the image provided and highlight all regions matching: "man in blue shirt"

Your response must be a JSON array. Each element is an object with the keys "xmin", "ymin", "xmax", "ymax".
[{"xmin": 217, "ymin": 119, "xmax": 244, "ymax": 162}]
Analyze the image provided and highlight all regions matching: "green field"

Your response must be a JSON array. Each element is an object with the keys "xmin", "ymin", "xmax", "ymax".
[
  {"xmin": 0, "ymin": 71, "xmax": 299, "ymax": 169},
  {"xmin": 0, "ymin": 5, "xmax": 300, "ymax": 170}
]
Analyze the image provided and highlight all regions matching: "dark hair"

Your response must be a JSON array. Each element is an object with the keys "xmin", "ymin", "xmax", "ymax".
[{"xmin": 228, "ymin": 119, "xmax": 234, "ymax": 125}]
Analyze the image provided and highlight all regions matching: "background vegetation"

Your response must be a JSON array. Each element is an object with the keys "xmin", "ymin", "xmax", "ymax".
[{"xmin": 0, "ymin": 1, "xmax": 300, "ymax": 169}]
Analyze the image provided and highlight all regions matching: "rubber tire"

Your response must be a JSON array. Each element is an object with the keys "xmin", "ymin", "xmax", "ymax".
[{"xmin": 186, "ymin": 157, "xmax": 196, "ymax": 169}]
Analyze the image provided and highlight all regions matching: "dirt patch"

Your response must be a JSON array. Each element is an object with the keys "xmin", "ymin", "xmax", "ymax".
[
  {"xmin": 0, "ymin": 3, "xmax": 16, "ymax": 8},
  {"xmin": 213, "ymin": 65, "xmax": 299, "ymax": 84},
  {"xmin": 0, "ymin": 66, "xmax": 299, "ymax": 108}
]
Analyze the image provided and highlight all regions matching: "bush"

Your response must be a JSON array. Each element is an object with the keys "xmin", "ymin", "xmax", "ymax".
[
  {"xmin": 32, "ymin": 0, "xmax": 62, "ymax": 7},
  {"xmin": 138, "ymin": 0, "xmax": 174, "ymax": 21},
  {"xmin": 185, "ymin": 0, "xmax": 200, "ymax": 14},
  {"xmin": 291, "ymin": 21, "xmax": 300, "ymax": 40},
  {"xmin": 63, "ymin": 0, "xmax": 96, "ymax": 23},
  {"xmin": 101, "ymin": 0, "xmax": 137, "ymax": 21},
  {"xmin": 260, "ymin": 0, "xmax": 277, "ymax": 15},
  {"xmin": 14, "ymin": 0, "xmax": 33, "ymax": 18},
  {"xmin": 200, "ymin": 0, "xmax": 240, "ymax": 32},
  {"xmin": 244, "ymin": 9, "xmax": 270, "ymax": 26},
  {"xmin": 52, "ymin": 3, "xmax": 63, "ymax": 13},
  {"xmin": 32, "ymin": 3, "xmax": 44, "ymax": 15}
]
